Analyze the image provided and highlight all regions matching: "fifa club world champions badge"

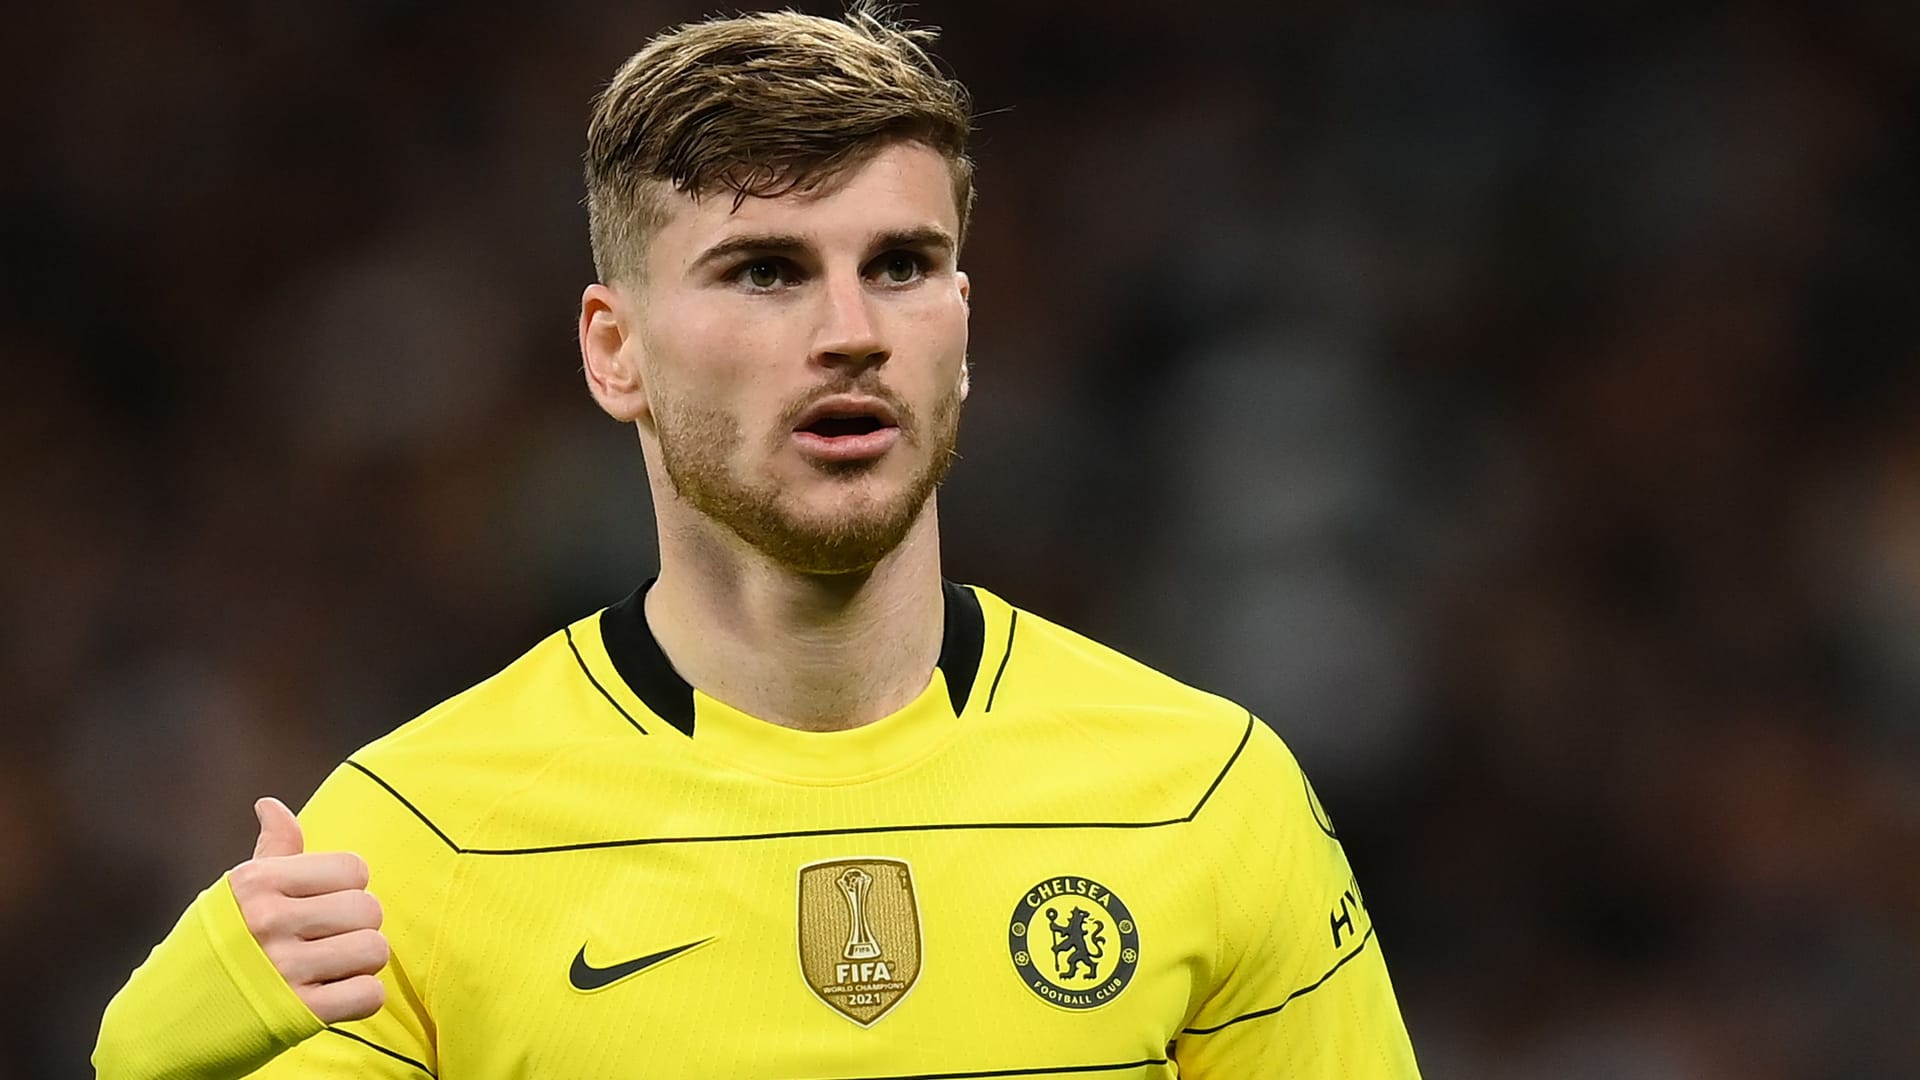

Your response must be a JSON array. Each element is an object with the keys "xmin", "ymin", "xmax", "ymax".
[
  {"xmin": 797, "ymin": 858, "xmax": 924, "ymax": 1026},
  {"xmin": 1008, "ymin": 875, "xmax": 1139, "ymax": 1010}
]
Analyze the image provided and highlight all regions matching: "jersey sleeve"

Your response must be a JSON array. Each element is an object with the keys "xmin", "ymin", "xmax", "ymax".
[
  {"xmin": 94, "ymin": 761, "xmax": 453, "ymax": 1079},
  {"xmin": 1172, "ymin": 721, "xmax": 1421, "ymax": 1077},
  {"xmin": 93, "ymin": 874, "xmax": 326, "ymax": 1078}
]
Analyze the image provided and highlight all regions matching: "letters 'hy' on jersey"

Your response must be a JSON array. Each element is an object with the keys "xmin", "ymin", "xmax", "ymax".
[{"xmin": 96, "ymin": 583, "xmax": 1421, "ymax": 1078}]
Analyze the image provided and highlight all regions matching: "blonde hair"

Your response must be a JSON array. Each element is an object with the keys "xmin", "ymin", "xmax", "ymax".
[{"xmin": 584, "ymin": 3, "xmax": 975, "ymax": 284}]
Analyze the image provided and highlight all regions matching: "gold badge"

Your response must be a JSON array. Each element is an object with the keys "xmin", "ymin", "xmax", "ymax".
[{"xmin": 797, "ymin": 858, "xmax": 923, "ymax": 1026}]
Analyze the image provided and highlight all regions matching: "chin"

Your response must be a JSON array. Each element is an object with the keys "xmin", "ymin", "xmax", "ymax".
[
  {"xmin": 672, "ymin": 443, "xmax": 949, "ymax": 573},
  {"xmin": 787, "ymin": 495, "xmax": 926, "ymax": 544},
  {"xmin": 757, "ymin": 491, "xmax": 933, "ymax": 575}
]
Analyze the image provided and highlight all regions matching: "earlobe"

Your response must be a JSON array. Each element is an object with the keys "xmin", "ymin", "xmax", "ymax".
[
  {"xmin": 580, "ymin": 284, "xmax": 649, "ymax": 423},
  {"xmin": 958, "ymin": 361, "xmax": 971, "ymax": 402}
]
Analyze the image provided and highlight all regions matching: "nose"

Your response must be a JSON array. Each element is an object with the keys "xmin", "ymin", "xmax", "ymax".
[{"xmin": 811, "ymin": 273, "xmax": 889, "ymax": 373}]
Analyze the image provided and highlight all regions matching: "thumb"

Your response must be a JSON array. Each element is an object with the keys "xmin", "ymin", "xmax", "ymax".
[{"xmin": 252, "ymin": 796, "xmax": 304, "ymax": 859}]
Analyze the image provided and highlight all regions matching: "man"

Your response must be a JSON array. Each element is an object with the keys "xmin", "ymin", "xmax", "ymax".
[{"xmin": 95, "ymin": 6, "xmax": 1421, "ymax": 1076}]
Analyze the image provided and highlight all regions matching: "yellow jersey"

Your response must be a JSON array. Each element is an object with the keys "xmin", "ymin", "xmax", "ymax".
[{"xmin": 95, "ymin": 583, "xmax": 1420, "ymax": 1077}]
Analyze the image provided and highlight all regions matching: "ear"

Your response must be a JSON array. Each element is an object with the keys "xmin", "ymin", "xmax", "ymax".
[
  {"xmin": 580, "ymin": 283, "xmax": 649, "ymax": 423},
  {"xmin": 956, "ymin": 272, "xmax": 972, "ymax": 402}
]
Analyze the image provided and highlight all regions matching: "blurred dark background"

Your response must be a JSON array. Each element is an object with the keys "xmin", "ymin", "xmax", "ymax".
[{"xmin": 5, "ymin": 1, "xmax": 1919, "ymax": 1076}]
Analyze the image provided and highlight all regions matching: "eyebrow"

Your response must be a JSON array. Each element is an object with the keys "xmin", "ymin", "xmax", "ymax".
[
  {"xmin": 688, "ymin": 225, "xmax": 957, "ymax": 274},
  {"xmin": 688, "ymin": 232, "xmax": 808, "ymax": 273},
  {"xmin": 872, "ymin": 225, "xmax": 957, "ymax": 258}
]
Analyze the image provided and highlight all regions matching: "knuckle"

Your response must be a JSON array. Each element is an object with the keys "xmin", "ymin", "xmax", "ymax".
[
  {"xmin": 301, "ymin": 975, "xmax": 385, "ymax": 1025},
  {"xmin": 298, "ymin": 898, "xmax": 332, "ymax": 939},
  {"xmin": 360, "ymin": 891, "xmax": 385, "ymax": 930},
  {"xmin": 344, "ymin": 853, "xmax": 371, "ymax": 888},
  {"xmin": 345, "ymin": 974, "xmax": 386, "ymax": 1019},
  {"xmin": 366, "ymin": 929, "xmax": 392, "ymax": 969},
  {"xmin": 309, "ymin": 938, "xmax": 362, "ymax": 981},
  {"xmin": 240, "ymin": 895, "xmax": 285, "ymax": 939},
  {"xmin": 326, "ymin": 929, "xmax": 388, "ymax": 975},
  {"xmin": 261, "ymin": 941, "xmax": 298, "ymax": 979},
  {"xmin": 228, "ymin": 861, "xmax": 264, "ymax": 896}
]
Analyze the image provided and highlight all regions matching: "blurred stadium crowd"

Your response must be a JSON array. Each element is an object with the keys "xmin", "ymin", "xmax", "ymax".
[{"xmin": 3, "ymin": 1, "xmax": 1918, "ymax": 1076}]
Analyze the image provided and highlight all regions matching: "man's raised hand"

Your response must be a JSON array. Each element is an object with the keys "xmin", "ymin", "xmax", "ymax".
[{"xmin": 228, "ymin": 797, "xmax": 389, "ymax": 1023}]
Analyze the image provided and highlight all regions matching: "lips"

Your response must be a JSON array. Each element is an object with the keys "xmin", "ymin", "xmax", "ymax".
[
  {"xmin": 791, "ymin": 396, "xmax": 901, "ymax": 436},
  {"xmin": 790, "ymin": 394, "xmax": 903, "ymax": 463}
]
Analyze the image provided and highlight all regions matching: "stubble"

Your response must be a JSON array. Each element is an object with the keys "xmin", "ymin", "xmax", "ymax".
[{"xmin": 654, "ymin": 377, "xmax": 962, "ymax": 575}]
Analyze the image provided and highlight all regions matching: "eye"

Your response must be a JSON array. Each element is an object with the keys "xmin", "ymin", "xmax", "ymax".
[
  {"xmin": 727, "ymin": 257, "xmax": 801, "ymax": 291},
  {"xmin": 742, "ymin": 260, "xmax": 784, "ymax": 290},
  {"xmin": 875, "ymin": 252, "xmax": 923, "ymax": 285}
]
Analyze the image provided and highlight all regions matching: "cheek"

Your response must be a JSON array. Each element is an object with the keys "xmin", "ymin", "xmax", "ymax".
[
  {"xmin": 934, "ymin": 295, "xmax": 969, "ymax": 350},
  {"xmin": 648, "ymin": 305, "xmax": 777, "ymax": 407},
  {"xmin": 914, "ymin": 300, "xmax": 971, "ymax": 384},
  {"xmin": 894, "ymin": 285, "xmax": 967, "ymax": 346}
]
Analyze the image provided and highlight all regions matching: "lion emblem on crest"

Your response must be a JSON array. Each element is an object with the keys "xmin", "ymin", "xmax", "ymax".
[{"xmin": 1046, "ymin": 906, "xmax": 1106, "ymax": 980}]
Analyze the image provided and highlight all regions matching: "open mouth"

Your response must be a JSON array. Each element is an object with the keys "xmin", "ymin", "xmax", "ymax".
[
  {"xmin": 801, "ymin": 415, "xmax": 889, "ymax": 438},
  {"xmin": 790, "ymin": 397, "xmax": 903, "ymax": 462}
]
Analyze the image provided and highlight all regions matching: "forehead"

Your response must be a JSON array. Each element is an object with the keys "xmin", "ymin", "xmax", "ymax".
[{"xmin": 648, "ymin": 142, "xmax": 961, "ymax": 272}]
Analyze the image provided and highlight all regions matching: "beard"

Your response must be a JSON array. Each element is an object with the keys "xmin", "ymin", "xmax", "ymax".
[{"xmin": 652, "ymin": 374, "xmax": 963, "ymax": 575}]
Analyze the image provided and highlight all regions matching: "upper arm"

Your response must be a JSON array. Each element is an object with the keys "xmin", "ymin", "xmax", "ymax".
[{"xmin": 1173, "ymin": 723, "xmax": 1420, "ymax": 1077}]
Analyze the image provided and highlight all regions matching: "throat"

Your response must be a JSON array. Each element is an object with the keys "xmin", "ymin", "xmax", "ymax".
[{"xmin": 643, "ymin": 561, "xmax": 948, "ymax": 733}]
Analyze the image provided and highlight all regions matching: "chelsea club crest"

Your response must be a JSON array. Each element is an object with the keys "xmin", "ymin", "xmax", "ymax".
[{"xmin": 1008, "ymin": 875, "xmax": 1140, "ymax": 1010}]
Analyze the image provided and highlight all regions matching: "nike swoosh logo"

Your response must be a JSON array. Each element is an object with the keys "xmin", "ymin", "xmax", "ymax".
[{"xmin": 569, "ymin": 937, "xmax": 712, "ymax": 992}]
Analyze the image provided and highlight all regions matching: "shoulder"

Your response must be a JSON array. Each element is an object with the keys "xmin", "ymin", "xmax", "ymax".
[
  {"xmin": 303, "ymin": 612, "xmax": 638, "ymax": 848},
  {"xmin": 968, "ymin": 586, "xmax": 1290, "ymax": 814},
  {"xmin": 971, "ymin": 586, "xmax": 1329, "ymax": 823},
  {"xmin": 973, "ymin": 585, "xmax": 1254, "ymax": 735}
]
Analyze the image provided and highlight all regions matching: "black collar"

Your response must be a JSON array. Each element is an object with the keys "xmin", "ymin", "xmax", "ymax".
[{"xmin": 598, "ymin": 580, "xmax": 985, "ymax": 737}]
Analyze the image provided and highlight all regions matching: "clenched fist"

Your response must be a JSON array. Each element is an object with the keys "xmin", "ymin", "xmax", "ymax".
[{"xmin": 228, "ymin": 797, "xmax": 389, "ymax": 1023}]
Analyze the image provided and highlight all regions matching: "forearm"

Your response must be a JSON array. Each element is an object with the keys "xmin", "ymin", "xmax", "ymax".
[{"xmin": 95, "ymin": 874, "xmax": 324, "ymax": 1080}]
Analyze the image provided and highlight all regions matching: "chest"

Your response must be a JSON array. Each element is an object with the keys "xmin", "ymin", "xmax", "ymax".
[{"xmin": 432, "ymin": 827, "xmax": 1213, "ymax": 1077}]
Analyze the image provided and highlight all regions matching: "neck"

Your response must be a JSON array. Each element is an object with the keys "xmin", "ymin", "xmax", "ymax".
[{"xmin": 644, "ymin": 502, "xmax": 946, "ymax": 732}]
